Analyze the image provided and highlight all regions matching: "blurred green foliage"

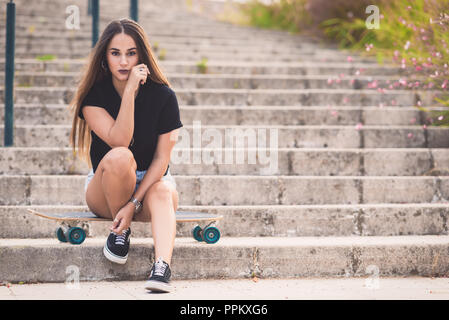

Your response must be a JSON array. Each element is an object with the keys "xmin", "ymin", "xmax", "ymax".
[{"xmin": 238, "ymin": 0, "xmax": 449, "ymax": 126}]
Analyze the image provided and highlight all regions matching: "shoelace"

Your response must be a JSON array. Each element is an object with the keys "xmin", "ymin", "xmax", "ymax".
[
  {"xmin": 114, "ymin": 229, "xmax": 129, "ymax": 246},
  {"xmin": 153, "ymin": 257, "xmax": 167, "ymax": 276}
]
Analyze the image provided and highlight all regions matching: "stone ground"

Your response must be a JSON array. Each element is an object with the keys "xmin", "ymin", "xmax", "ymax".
[{"xmin": 1, "ymin": 277, "xmax": 449, "ymax": 300}]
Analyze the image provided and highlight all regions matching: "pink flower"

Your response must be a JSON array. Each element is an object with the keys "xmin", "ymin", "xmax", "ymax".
[
  {"xmin": 442, "ymin": 80, "xmax": 448, "ymax": 89},
  {"xmin": 438, "ymin": 115, "xmax": 444, "ymax": 121},
  {"xmin": 355, "ymin": 123, "xmax": 363, "ymax": 130},
  {"xmin": 407, "ymin": 133, "xmax": 413, "ymax": 139},
  {"xmin": 347, "ymin": 56, "xmax": 353, "ymax": 62},
  {"xmin": 423, "ymin": 124, "xmax": 427, "ymax": 129},
  {"xmin": 410, "ymin": 118, "xmax": 416, "ymax": 124},
  {"xmin": 368, "ymin": 80, "xmax": 378, "ymax": 89}
]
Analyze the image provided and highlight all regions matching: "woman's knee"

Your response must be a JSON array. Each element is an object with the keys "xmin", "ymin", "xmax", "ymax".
[
  {"xmin": 146, "ymin": 182, "xmax": 173, "ymax": 203},
  {"xmin": 134, "ymin": 182, "xmax": 178, "ymax": 222},
  {"xmin": 102, "ymin": 147, "xmax": 137, "ymax": 176}
]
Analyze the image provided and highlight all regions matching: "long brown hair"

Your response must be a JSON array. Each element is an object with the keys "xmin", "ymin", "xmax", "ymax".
[{"xmin": 69, "ymin": 18, "xmax": 170, "ymax": 168}]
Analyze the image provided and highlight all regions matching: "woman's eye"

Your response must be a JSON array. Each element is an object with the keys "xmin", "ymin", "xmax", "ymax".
[{"xmin": 111, "ymin": 51, "xmax": 135, "ymax": 56}]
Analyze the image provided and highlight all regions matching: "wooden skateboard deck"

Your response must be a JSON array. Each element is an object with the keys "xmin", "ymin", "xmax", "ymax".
[{"xmin": 27, "ymin": 209, "xmax": 223, "ymax": 245}]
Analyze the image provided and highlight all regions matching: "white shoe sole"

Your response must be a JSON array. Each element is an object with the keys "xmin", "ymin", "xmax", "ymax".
[
  {"xmin": 103, "ymin": 244, "xmax": 128, "ymax": 264},
  {"xmin": 144, "ymin": 280, "xmax": 173, "ymax": 293}
]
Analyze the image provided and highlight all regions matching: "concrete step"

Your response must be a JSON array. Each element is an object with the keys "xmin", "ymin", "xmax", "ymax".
[
  {"xmin": 0, "ymin": 11, "xmax": 301, "ymax": 32},
  {"xmin": 0, "ymin": 37, "xmax": 329, "ymax": 57},
  {"xmin": 0, "ymin": 31, "xmax": 317, "ymax": 52},
  {"xmin": 1, "ymin": 174, "xmax": 448, "ymax": 206},
  {"xmin": 1, "ymin": 124, "xmax": 448, "ymax": 148},
  {"xmin": 1, "ymin": 235, "xmax": 448, "ymax": 282},
  {"xmin": 3, "ymin": 277, "xmax": 449, "ymax": 300},
  {"xmin": 1, "ymin": 59, "xmax": 408, "ymax": 76},
  {"xmin": 7, "ymin": 47, "xmax": 376, "ymax": 62},
  {"xmin": 0, "ymin": 34, "xmax": 312, "ymax": 49},
  {"xmin": 0, "ymin": 104, "xmax": 441, "ymax": 126},
  {"xmin": 0, "ymin": 29, "xmax": 324, "ymax": 51},
  {"xmin": 0, "ymin": 16, "xmax": 327, "ymax": 41},
  {"xmin": 1, "ymin": 204, "xmax": 448, "ymax": 239},
  {"xmin": 3, "ymin": 72, "xmax": 423, "ymax": 90},
  {"xmin": 0, "ymin": 25, "xmax": 322, "ymax": 44},
  {"xmin": 0, "ymin": 35, "xmax": 337, "ymax": 52},
  {"xmin": 1, "ymin": 147, "xmax": 448, "ymax": 177},
  {"xmin": 2, "ymin": 39, "xmax": 371, "ymax": 59},
  {"xmin": 0, "ymin": 87, "xmax": 436, "ymax": 106}
]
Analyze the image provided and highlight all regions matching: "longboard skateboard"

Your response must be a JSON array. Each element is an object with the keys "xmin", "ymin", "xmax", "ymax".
[{"xmin": 27, "ymin": 209, "xmax": 223, "ymax": 245}]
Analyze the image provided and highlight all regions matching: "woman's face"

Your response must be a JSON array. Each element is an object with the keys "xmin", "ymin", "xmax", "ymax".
[{"xmin": 106, "ymin": 32, "xmax": 139, "ymax": 82}]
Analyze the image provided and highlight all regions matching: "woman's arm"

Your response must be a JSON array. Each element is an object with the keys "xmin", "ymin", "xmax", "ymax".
[
  {"xmin": 82, "ymin": 87, "xmax": 135, "ymax": 148},
  {"xmin": 132, "ymin": 128, "xmax": 180, "ymax": 202},
  {"xmin": 82, "ymin": 64, "xmax": 149, "ymax": 148}
]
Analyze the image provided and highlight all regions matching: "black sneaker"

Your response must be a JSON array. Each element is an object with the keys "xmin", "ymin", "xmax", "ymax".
[
  {"xmin": 103, "ymin": 228, "xmax": 131, "ymax": 264},
  {"xmin": 144, "ymin": 257, "xmax": 173, "ymax": 293}
]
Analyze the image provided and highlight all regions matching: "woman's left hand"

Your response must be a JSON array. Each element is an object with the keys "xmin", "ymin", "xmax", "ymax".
[{"xmin": 111, "ymin": 202, "xmax": 135, "ymax": 235}]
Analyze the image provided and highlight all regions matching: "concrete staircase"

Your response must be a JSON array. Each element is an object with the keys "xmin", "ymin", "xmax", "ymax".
[{"xmin": 1, "ymin": 0, "xmax": 449, "ymax": 283}]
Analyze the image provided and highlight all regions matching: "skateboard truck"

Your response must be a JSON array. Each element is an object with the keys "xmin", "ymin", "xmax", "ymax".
[
  {"xmin": 192, "ymin": 221, "xmax": 221, "ymax": 244},
  {"xmin": 56, "ymin": 221, "xmax": 88, "ymax": 245}
]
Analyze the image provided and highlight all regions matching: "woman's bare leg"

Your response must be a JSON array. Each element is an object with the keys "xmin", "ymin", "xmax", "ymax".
[
  {"xmin": 86, "ymin": 147, "xmax": 137, "ymax": 219},
  {"xmin": 137, "ymin": 181, "xmax": 179, "ymax": 265}
]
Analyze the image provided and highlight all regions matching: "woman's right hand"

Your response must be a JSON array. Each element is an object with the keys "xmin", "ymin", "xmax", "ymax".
[{"xmin": 125, "ymin": 63, "xmax": 150, "ymax": 93}]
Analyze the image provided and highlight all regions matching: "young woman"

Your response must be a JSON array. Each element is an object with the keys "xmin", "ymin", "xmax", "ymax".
[{"xmin": 69, "ymin": 18, "xmax": 183, "ymax": 293}]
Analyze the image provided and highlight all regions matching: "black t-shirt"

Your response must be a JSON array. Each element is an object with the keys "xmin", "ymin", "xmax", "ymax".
[{"xmin": 78, "ymin": 75, "xmax": 183, "ymax": 173}]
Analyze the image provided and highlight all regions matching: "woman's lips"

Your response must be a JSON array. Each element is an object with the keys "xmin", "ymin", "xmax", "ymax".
[{"xmin": 118, "ymin": 70, "xmax": 129, "ymax": 74}]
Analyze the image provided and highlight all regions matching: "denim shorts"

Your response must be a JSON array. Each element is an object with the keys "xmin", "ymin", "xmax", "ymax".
[{"xmin": 84, "ymin": 167, "xmax": 176, "ymax": 193}]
